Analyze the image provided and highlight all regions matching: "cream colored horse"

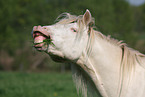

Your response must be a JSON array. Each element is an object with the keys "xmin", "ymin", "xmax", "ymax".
[{"xmin": 32, "ymin": 9, "xmax": 145, "ymax": 97}]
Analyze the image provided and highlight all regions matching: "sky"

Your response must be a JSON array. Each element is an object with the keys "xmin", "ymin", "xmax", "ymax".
[{"xmin": 127, "ymin": 0, "xmax": 145, "ymax": 6}]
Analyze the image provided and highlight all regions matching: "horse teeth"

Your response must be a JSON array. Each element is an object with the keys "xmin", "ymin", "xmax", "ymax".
[{"xmin": 34, "ymin": 40, "xmax": 42, "ymax": 43}]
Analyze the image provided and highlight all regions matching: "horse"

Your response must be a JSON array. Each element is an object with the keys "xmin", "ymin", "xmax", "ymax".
[{"xmin": 32, "ymin": 9, "xmax": 145, "ymax": 97}]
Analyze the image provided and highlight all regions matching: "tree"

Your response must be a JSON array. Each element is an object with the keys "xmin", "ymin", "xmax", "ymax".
[{"xmin": 0, "ymin": 0, "xmax": 144, "ymax": 71}]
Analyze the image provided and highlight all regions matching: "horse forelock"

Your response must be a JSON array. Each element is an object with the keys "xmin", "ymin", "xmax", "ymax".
[
  {"xmin": 55, "ymin": 13, "xmax": 77, "ymax": 24},
  {"xmin": 56, "ymin": 12, "xmax": 95, "ymax": 25}
]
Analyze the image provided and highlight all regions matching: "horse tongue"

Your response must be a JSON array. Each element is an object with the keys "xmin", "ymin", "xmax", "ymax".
[{"xmin": 34, "ymin": 36, "xmax": 46, "ymax": 43}]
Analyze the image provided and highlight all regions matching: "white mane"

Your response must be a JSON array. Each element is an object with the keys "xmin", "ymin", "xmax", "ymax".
[{"xmin": 56, "ymin": 13, "xmax": 145, "ymax": 97}]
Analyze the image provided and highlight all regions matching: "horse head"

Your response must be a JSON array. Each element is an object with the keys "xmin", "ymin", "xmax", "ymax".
[{"xmin": 32, "ymin": 9, "xmax": 93, "ymax": 62}]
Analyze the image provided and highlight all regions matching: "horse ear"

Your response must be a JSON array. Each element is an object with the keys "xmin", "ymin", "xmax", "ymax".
[{"xmin": 83, "ymin": 9, "xmax": 92, "ymax": 26}]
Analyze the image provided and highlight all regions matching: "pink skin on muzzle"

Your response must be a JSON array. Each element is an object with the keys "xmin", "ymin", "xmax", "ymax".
[
  {"xmin": 32, "ymin": 25, "xmax": 49, "ymax": 37},
  {"xmin": 32, "ymin": 25, "xmax": 49, "ymax": 49}
]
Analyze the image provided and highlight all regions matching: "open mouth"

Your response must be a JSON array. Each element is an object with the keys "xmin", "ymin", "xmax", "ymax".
[{"xmin": 33, "ymin": 31, "xmax": 52, "ymax": 51}]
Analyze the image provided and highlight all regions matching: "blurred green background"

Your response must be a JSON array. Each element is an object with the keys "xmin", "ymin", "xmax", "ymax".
[{"xmin": 0, "ymin": 0, "xmax": 145, "ymax": 97}]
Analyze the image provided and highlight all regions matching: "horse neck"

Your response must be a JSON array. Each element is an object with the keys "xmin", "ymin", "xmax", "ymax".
[
  {"xmin": 76, "ymin": 35, "xmax": 123, "ymax": 97},
  {"xmin": 89, "ymin": 34, "xmax": 122, "ymax": 72}
]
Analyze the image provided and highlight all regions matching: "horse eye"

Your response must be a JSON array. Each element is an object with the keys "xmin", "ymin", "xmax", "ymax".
[
  {"xmin": 70, "ymin": 20, "xmax": 77, "ymax": 23},
  {"xmin": 71, "ymin": 28, "xmax": 77, "ymax": 33}
]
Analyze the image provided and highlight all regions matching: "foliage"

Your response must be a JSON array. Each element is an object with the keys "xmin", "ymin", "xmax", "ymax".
[{"xmin": 0, "ymin": 0, "xmax": 145, "ymax": 71}]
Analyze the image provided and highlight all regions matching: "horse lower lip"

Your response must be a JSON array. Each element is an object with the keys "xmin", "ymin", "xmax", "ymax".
[
  {"xmin": 34, "ymin": 42, "xmax": 49, "ymax": 51},
  {"xmin": 34, "ymin": 43, "xmax": 44, "ymax": 47},
  {"xmin": 34, "ymin": 45, "xmax": 43, "ymax": 51},
  {"xmin": 36, "ymin": 47, "xmax": 42, "ymax": 51}
]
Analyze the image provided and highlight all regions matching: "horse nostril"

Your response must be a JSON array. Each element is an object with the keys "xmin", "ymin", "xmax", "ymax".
[{"xmin": 32, "ymin": 25, "xmax": 50, "ymax": 39}]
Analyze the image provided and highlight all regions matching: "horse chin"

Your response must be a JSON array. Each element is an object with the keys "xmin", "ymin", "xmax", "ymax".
[
  {"xmin": 34, "ymin": 44, "xmax": 48, "ymax": 52},
  {"xmin": 46, "ymin": 49, "xmax": 67, "ymax": 63},
  {"xmin": 49, "ymin": 53, "xmax": 67, "ymax": 63}
]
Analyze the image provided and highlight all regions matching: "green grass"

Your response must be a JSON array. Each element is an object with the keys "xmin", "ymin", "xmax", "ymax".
[{"xmin": 0, "ymin": 72, "xmax": 78, "ymax": 97}]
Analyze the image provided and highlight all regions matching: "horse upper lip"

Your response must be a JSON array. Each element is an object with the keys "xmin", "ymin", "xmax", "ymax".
[{"xmin": 32, "ymin": 25, "xmax": 50, "ymax": 38}]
